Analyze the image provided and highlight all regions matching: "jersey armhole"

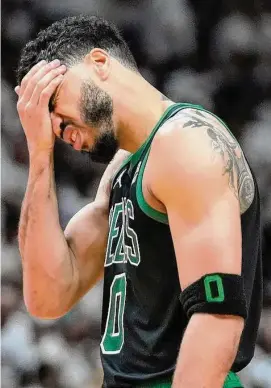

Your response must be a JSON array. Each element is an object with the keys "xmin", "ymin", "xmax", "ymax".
[
  {"xmin": 135, "ymin": 105, "xmax": 200, "ymax": 225},
  {"xmin": 135, "ymin": 104, "xmax": 256, "ymax": 222},
  {"xmin": 136, "ymin": 148, "xmax": 169, "ymax": 224}
]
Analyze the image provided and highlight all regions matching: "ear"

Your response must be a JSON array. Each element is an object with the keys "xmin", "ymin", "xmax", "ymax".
[{"xmin": 84, "ymin": 48, "xmax": 110, "ymax": 81}]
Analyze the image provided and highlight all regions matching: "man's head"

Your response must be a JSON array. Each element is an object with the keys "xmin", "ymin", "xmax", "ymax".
[{"xmin": 17, "ymin": 15, "xmax": 138, "ymax": 162}]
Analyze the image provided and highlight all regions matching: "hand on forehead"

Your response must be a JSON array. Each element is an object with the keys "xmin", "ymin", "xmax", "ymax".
[{"xmin": 15, "ymin": 60, "xmax": 67, "ymax": 97}]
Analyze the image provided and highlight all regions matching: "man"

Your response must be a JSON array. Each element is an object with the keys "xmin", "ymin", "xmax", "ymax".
[{"xmin": 16, "ymin": 15, "xmax": 262, "ymax": 388}]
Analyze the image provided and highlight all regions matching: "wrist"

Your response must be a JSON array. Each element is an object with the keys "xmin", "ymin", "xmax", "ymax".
[
  {"xmin": 28, "ymin": 147, "xmax": 54, "ymax": 160},
  {"xmin": 28, "ymin": 148, "xmax": 54, "ymax": 173},
  {"xmin": 27, "ymin": 137, "xmax": 55, "ymax": 160}
]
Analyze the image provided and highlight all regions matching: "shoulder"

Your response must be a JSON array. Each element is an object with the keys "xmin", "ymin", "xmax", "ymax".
[
  {"xmin": 148, "ymin": 108, "xmax": 255, "ymax": 214},
  {"xmin": 153, "ymin": 107, "xmax": 239, "ymax": 156}
]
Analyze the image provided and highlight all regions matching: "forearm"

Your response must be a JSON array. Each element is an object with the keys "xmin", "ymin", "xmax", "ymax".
[
  {"xmin": 19, "ymin": 150, "xmax": 78, "ymax": 317},
  {"xmin": 173, "ymin": 314, "xmax": 244, "ymax": 388}
]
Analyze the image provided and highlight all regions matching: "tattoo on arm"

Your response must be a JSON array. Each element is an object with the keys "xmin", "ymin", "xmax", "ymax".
[{"xmin": 182, "ymin": 110, "xmax": 255, "ymax": 213}]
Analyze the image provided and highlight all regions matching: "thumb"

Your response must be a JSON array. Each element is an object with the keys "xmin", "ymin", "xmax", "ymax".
[{"xmin": 15, "ymin": 86, "xmax": 20, "ymax": 95}]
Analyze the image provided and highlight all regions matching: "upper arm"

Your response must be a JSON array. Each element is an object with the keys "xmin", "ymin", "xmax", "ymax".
[
  {"xmin": 150, "ymin": 109, "xmax": 254, "ymax": 290},
  {"xmin": 64, "ymin": 149, "xmax": 130, "ymax": 300}
]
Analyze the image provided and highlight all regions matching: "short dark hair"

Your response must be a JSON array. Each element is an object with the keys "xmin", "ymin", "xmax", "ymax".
[{"xmin": 16, "ymin": 15, "xmax": 138, "ymax": 84}]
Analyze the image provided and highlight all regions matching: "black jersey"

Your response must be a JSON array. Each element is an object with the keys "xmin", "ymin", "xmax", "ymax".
[{"xmin": 100, "ymin": 103, "xmax": 262, "ymax": 388}]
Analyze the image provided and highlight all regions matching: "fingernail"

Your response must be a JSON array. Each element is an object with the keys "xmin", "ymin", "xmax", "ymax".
[
  {"xmin": 40, "ymin": 60, "xmax": 47, "ymax": 65},
  {"xmin": 52, "ymin": 59, "xmax": 60, "ymax": 66}
]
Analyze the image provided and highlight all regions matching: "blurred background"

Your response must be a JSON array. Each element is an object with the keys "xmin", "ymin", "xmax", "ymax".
[{"xmin": 1, "ymin": 0, "xmax": 271, "ymax": 387}]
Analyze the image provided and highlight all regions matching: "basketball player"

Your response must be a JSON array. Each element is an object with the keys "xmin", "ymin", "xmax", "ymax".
[{"xmin": 15, "ymin": 16, "xmax": 262, "ymax": 388}]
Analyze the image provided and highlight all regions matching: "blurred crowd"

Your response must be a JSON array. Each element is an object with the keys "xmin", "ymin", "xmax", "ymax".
[{"xmin": 1, "ymin": 0, "xmax": 271, "ymax": 387}]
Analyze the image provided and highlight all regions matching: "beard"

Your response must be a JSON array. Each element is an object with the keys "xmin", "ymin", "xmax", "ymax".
[
  {"xmin": 79, "ymin": 79, "xmax": 119, "ymax": 163},
  {"xmin": 88, "ymin": 131, "xmax": 119, "ymax": 163}
]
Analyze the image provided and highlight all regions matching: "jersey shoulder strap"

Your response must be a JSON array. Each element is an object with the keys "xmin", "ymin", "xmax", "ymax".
[
  {"xmin": 134, "ymin": 103, "xmax": 237, "ymax": 223},
  {"xmin": 129, "ymin": 102, "xmax": 202, "ymax": 171},
  {"xmin": 110, "ymin": 103, "xmax": 201, "ymax": 188}
]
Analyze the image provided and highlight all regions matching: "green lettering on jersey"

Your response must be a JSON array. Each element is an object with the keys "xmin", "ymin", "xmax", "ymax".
[
  {"xmin": 101, "ymin": 273, "xmax": 127, "ymax": 354},
  {"xmin": 102, "ymin": 198, "xmax": 140, "ymax": 354},
  {"xmin": 105, "ymin": 198, "xmax": 141, "ymax": 266},
  {"xmin": 114, "ymin": 224, "xmax": 125, "ymax": 263},
  {"xmin": 105, "ymin": 202, "xmax": 123, "ymax": 266},
  {"xmin": 125, "ymin": 198, "xmax": 141, "ymax": 265}
]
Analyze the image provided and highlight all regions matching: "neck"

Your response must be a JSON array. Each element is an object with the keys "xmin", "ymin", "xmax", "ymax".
[{"xmin": 114, "ymin": 72, "xmax": 174, "ymax": 153}]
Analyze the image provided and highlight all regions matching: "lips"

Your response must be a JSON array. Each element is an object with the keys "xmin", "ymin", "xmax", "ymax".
[{"xmin": 61, "ymin": 126, "xmax": 82, "ymax": 151}]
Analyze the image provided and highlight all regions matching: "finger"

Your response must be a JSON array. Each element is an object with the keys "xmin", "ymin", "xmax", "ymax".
[
  {"xmin": 15, "ymin": 86, "xmax": 20, "ymax": 95},
  {"xmin": 30, "ymin": 65, "xmax": 66, "ymax": 105},
  {"xmin": 39, "ymin": 75, "xmax": 64, "ymax": 109},
  {"xmin": 19, "ymin": 60, "xmax": 47, "ymax": 95},
  {"xmin": 21, "ymin": 59, "xmax": 61, "ymax": 102},
  {"xmin": 20, "ymin": 59, "xmax": 61, "ymax": 104}
]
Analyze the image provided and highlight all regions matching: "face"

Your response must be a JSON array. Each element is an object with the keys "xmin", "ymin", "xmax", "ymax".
[{"xmin": 51, "ymin": 64, "xmax": 119, "ymax": 163}]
